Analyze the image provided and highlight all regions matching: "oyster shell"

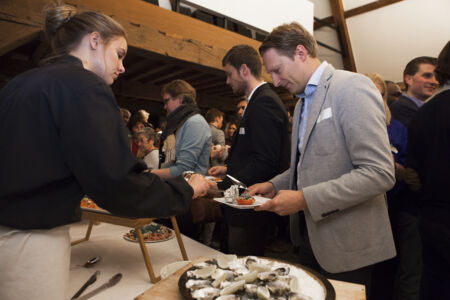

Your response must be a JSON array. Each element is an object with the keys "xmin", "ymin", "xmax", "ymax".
[
  {"xmin": 235, "ymin": 270, "xmax": 258, "ymax": 283},
  {"xmin": 257, "ymin": 271, "xmax": 278, "ymax": 282},
  {"xmin": 191, "ymin": 286, "xmax": 220, "ymax": 300},
  {"xmin": 185, "ymin": 279, "xmax": 212, "ymax": 290},
  {"xmin": 212, "ymin": 270, "xmax": 234, "ymax": 287},
  {"xmin": 244, "ymin": 283, "xmax": 258, "ymax": 297},
  {"xmin": 215, "ymin": 295, "xmax": 240, "ymax": 300},
  {"xmin": 227, "ymin": 259, "xmax": 248, "ymax": 275},
  {"xmin": 266, "ymin": 277, "xmax": 291, "ymax": 296},
  {"xmin": 217, "ymin": 254, "xmax": 238, "ymax": 269},
  {"xmin": 244, "ymin": 256, "xmax": 259, "ymax": 268},
  {"xmin": 256, "ymin": 286, "xmax": 270, "ymax": 300},
  {"xmin": 272, "ymin": 265, "xmax": 290, "ymax": 276},
  {"xmin": 248, "ymin": 262, "xmax": 271, "ymax": 273},
  {"xmin": 220, "ymin": 279, "xmax": 245, "ymax": 295},
  {"xmin": 192, "ymin": 265, "xmax": 217, "ymax": 279}
]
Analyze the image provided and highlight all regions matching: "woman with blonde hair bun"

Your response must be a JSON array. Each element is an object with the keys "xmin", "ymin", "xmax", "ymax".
[{"xmin": 0, "ymin": 4, "xmax": 213, "ymax": 300}]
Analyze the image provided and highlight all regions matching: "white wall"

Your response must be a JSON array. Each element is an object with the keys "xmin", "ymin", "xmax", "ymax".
[{"xmin": 346, "ymin": 0, "xmax": 450, "ymax": 82}]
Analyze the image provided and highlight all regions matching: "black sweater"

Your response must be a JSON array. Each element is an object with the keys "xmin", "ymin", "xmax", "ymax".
[{"xmin": 0, "ymin": 56, "xmax": 193, "ymax": 229}]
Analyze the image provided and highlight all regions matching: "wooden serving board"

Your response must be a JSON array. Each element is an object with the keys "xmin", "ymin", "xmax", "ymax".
[
  {"xmin": 135, "ymin": 256, "xmax": 366, "ymax": 300},
  {"xmin": 136, "ymin": 257, "xmax": 208, "ymax": 300}
]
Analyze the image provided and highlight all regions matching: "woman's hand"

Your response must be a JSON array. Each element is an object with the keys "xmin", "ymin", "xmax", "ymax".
[
  {"xmin": 188, "ymin": 174, "xmax": 216, "ymax": 198},
  {"xmin": 208, "ymin": 165, "xmax": 227, "ymax": 177}
]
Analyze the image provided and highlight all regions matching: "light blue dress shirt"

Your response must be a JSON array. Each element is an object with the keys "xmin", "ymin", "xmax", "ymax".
[{"xmin": 296, "ymin": 61, "xmax": 328, "ymax": 189}]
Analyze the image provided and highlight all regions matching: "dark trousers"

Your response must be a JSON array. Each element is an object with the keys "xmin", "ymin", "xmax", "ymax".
[
  {"xmin": 297, "ymin": 214, "xmax": 374, "ymax": 299},
  {"xmin": 419, "ymin": 207, "xmax": 450, "ymax": 300},
  {"xmin": 223, "ymin": 207, "xmax": 273, "ymax": 256},
  {"xmin": 393, "ymin": 211, "xmax": 422, "ymax": 300}
]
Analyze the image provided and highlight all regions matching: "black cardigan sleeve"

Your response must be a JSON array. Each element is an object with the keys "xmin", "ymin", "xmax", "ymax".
[{"xmin": 55, "ymin": 78, "xmax": 193, "ymax": 218}]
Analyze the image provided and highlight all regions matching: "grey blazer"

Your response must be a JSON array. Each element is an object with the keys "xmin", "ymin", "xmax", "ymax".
[{"xmin": 271, "ymin": 64, "xmax": 396, "ymax": 273}]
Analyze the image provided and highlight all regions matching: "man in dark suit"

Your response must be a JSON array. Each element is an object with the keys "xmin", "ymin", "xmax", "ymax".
[
  {"xmin": 389, "ymin": 56, "xmax": 438, "ymax": 300},
  {"xmin": 208, "ymin": 44, "xmax": 290, "ymax": 256}
]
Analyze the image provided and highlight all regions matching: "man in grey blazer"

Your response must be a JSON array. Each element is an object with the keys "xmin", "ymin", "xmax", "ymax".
[{"xmin": 250, "ymin": 22, "xmax": 396, "ymax": 293}]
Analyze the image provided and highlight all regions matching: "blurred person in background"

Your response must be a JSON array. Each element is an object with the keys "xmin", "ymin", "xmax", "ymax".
[
  {"xmin": 135, "ymin": 127, "xmax": 159, "ymax": 170},
  {"xmin": 119, "ymin": 107, "xmax": 131, "ymax": 125},
  {"xmin": 385, "ymin": 80, "xmax": 402, "ymax": 107},
  {"xmin": 224, "ymin": 118, "xmax": 238, "ymax": 147},
  {"xmin": 389, "ymin": 56, "xmax": 438, "ymax": 300},
  {"xmin": 236, "ymin": 97, "xmax": 247, "ymax": 119},
  {"xmin": 206, "ymin": 108, "xmax": 228, "ymax": 166},
  {"xmin": 152, "ymin": 79, "xmax": 211, "ymax": 240},
  {"xmin": 152, "ymin": 79, "xmax": 211, "ymax": 179},
  {"xmin": 127, "ymin": 112, "xmax": 147, "ymax": 157},
  {"xmin": 366, "ymin": 73, "xmax": 408, "ymax": 300}
]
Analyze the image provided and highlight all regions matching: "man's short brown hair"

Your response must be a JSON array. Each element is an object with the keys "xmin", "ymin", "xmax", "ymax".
[
  {"xmin": 205, "ymin": 108, "xmax": 224, "ymax": 124},
  {"xmin": 222, "ymin": 44, "xmax": 262, "ymax": 79},
  {"xmin": 259, "ymin": 22, "xmax": 318, "ymax": 59},
  {"xmin": 161, "ymin": 79, "xmax": 196, "ymax": 105}
]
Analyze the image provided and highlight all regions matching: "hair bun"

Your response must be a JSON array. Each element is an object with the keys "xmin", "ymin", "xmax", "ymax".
[{"xmin": 44, "ymin": 4, "xmax": 77, "ymax": 38}]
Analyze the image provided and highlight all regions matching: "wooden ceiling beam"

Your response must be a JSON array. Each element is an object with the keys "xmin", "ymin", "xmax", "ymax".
[
  {"xmin": 329, "ymin": 0, "xmax": 356, "ymax": 71},
  {"xmin": 0, "ymin": 0, "xmax": 270, "ymax": 80},
  {"xmin": 112, "ymin": 77, "xmax": 236, "ymax": 112},
  {"xmin": 314, "ymin": 0, "xmax": 404, "ymax": 30},
  {"xmin": 150, "ymin": 68, "xmax": 189, "ymax": 84},
  {"xmin": 196, "ymin": 80, "xmax": 226, "ymax": 91},
  {"xmin": 179, "ymin": 72, "xmax": 208, "ymax": 82},
  {"xmin": 129, "ymin": 64, "xmax": 171, "ymax": 82}
]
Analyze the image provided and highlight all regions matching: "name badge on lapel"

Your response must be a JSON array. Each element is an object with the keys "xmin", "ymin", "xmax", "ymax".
[{"xmin": 239, "ymin": 127, "xmax": 245, "ymax": 135}]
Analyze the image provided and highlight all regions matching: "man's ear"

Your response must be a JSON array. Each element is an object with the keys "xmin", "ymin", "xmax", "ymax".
[
  {"xmin": 89, "ymin": 31, "xmax": 101, "ymax": 50},
  {"xmin": 239, "ymin": 64, "xmax": 249, "ymax": 77},
  {"xmin": 295, "ymin": 44, "xmax": 308, "ymax": 62},
  {"xmin": 404, "ymin": 74, "xmax": 412, "ymax": 88}
]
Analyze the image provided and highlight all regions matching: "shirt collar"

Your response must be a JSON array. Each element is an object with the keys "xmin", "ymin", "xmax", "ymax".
[
  {"xmin": 247, "ymin": 81, "xmax": 267, "ymax": 103},
  {"xmin": 297, "ymin": 61, "xmax": 328, "ymax": 99},
  {"xmin": 402, "ymin": 93, "xmax": 424, "ymax": 108}
]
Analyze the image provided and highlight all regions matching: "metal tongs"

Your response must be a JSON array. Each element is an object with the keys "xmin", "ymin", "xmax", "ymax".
[{"xmin": 226, "ymin": 174, "xmax": 248, "ymax": 190}]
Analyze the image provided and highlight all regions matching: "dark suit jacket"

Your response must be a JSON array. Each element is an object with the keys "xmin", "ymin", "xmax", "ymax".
[
  {"xmin": 390, "ymin": 94, "xmax": 420, "ymax": 128},
  {"xmin": 389, "ymin": 94, "xmax": 424, "ymax": 214},
  {"xmin": 220, "ymin": 83, "xmax": 290, "ymax": 226}
]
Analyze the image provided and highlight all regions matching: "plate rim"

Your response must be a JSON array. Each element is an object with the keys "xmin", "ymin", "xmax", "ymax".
[{"xmin": 213, "ymin": 195, "xmax": 269, "ymax": 209}]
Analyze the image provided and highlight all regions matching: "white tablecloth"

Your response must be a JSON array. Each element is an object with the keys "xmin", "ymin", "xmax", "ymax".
[{"xmin": 69, "ymin": 220, "xmax": 222, "ymax": 299}]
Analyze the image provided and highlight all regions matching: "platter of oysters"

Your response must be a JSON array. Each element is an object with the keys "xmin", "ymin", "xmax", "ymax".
[{"xmin": 178, "ymin": 254, "xmax": 335, "ymax": 300}]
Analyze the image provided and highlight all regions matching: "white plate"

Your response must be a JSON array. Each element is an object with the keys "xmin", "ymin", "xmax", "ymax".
[{"xmin": 213, "ymin": 195, "xmax": 270, "ymax": 209}]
